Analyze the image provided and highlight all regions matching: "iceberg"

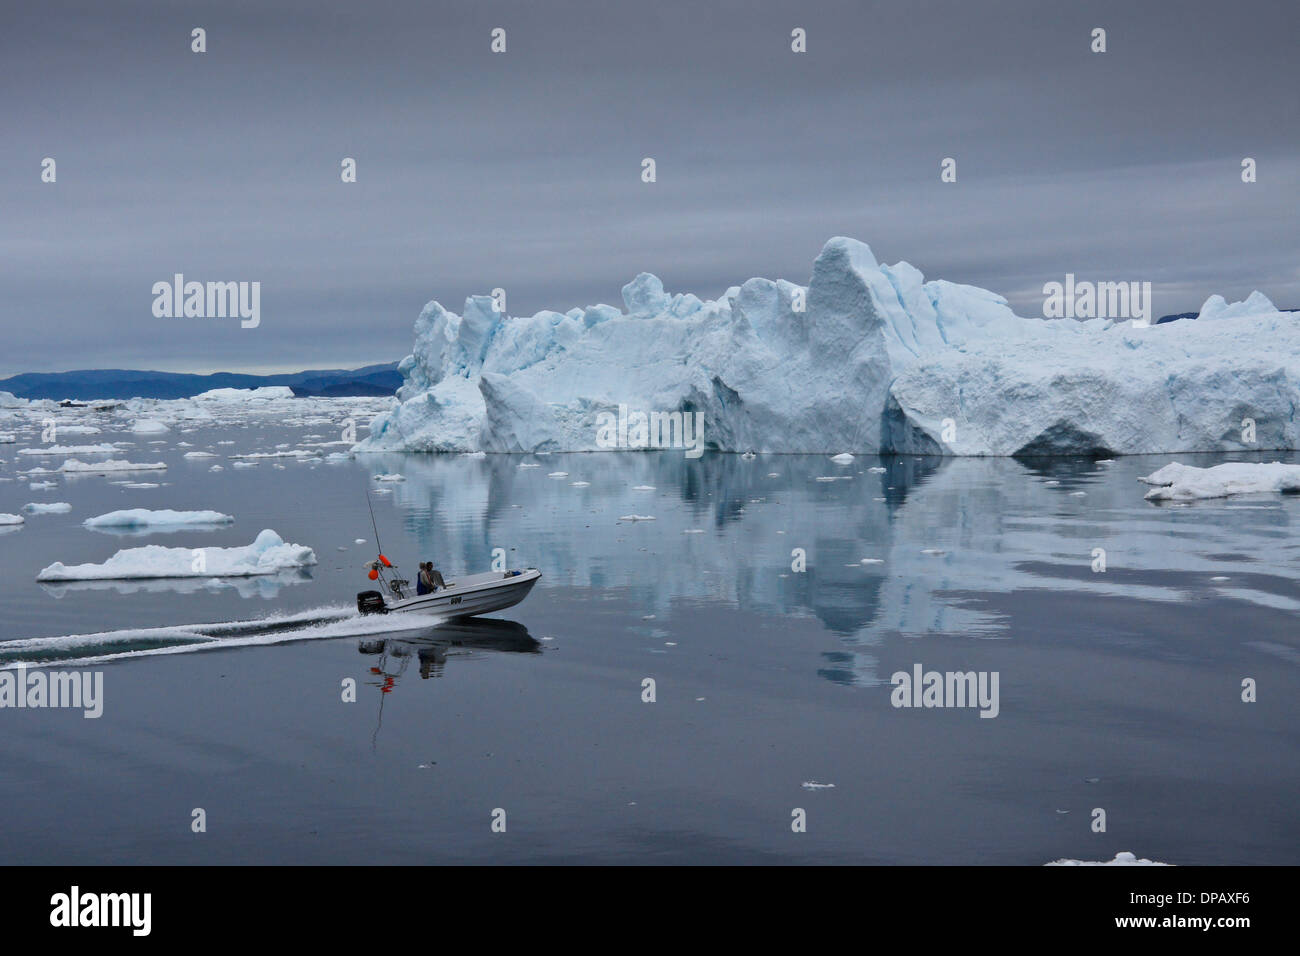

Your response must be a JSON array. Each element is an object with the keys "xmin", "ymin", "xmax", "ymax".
[
  {"xmin": 83, "ymin": 508, "xmax": 235, "ymax": 529},
  {"xmin": 23, "ymin": 502, "xmax": 72, "ymax": 514},
  {"xmin": 18, "ymin": 444, "xmax": 118, "ymax": 456},
  {"xmin": 1045, "ymin": 852, "xmax": 1169, "ymax": 866},
  {"xmin": 36, "ymin": 529, "xmax": 316, "ymax": 581},
  {"xmin": 193, "ymin": 386, "xmax": 296, "ymax": 401},
  {"xmin": 0, "ymin": 513, "xmax": 24, "ymax": 525},
  {"xmin": 1138, "ymin": 461, "xmax": 1300, "ymax": 501},
  {"xmin": 356, "ymin": 237, "xmax": 1297, "ymax": 457},
  {"xmin": 59, "ymin": 458, "xmax": 167, "ymax": 473}
]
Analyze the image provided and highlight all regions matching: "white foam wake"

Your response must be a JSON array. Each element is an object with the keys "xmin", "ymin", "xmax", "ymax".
[{"xmin": 0, "ymin": 606, "xmax": 449, "ymax": 668}]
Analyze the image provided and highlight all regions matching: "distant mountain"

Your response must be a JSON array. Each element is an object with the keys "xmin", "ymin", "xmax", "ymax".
[{"xmin": 0, "ymin": 364, "xmax": 401, "ymax": 400}]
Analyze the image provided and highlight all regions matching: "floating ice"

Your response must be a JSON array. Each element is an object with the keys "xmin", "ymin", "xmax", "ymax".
[
  {"xmin": 0, "ymin": 513, "xmax": 24, "ymax": 525},
  {"xmin": 23, "ymin": 502, "xmax": 71, "ymax": 514},
  {"xmin": 193, "ymin": 386, "xmax": 295, "ymax": 401},
  {"xmin": 1046, "ymin": 851, "xmax": 1169, "ymax": 866},
  {"xmin": 83, "ymin": 509, "xmax": 235, "ymax": 529},
  {"xmin": 59, "ymin": 458, "xmax": 166, "ymax": 473},
  {"xmin": 19, "ymin": 444, "xmax": 117, "ymax": 456},
  {"xmin": 1139, "ymin": 461, "xmax": 1300, "ymax": 501},
  {"xmin": 830, "ymin": 453, "xmax": 855, "ymax": 464},
  {"xmin": 36, "ymin": 529, "xmax": 316, "ymax": 581},
  {"xmin": 131, "ymin": 419, "xmax": 169, "ymax": 434},
  {"xmin": 230, "ymin": 450, "xmax": 314, "ymax": 460}
]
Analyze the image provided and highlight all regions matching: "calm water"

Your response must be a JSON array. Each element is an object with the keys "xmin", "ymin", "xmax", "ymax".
[{"xmin": 0, "ymin": 414, "xmax": 1297, "ymax": 864}]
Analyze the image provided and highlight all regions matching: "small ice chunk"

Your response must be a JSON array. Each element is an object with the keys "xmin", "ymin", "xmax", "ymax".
[
  {"xmin": 1045, "ymin": 852, "xmax": 1168, "ymax": 867},
  {"xmin": 23, "ymin": 502, "xmax": 72, "ymax": 514},
  {"xmin": 60, "ymin": 459, "xmax": 166, "ymax": 473},
  {"xmin": 83, "ymin": 509, "xmax": 234, "ymax": 529},
  {"xmin": 1140, "ymin": 461, "xmax": 1300, "ymax": 501}
]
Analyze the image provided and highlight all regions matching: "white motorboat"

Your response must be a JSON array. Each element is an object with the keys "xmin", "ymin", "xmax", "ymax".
[{"xmin": 357, "ymin": 565, "xmax": 541, "ymax": 618}]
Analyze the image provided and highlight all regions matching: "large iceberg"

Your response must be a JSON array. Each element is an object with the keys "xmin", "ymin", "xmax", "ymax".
[
  {"xmin": 357, "ymin": 237, "xmax": 1297, "ymax": 457},
  {"xmin": 36, "ymin": 529, "xmax": 316, "ymax": 581}
]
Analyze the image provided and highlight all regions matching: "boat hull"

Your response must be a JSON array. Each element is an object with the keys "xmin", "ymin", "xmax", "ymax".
[{"xmin": 379, "ymin": 568, "xmax": 540, "ymax": 619}]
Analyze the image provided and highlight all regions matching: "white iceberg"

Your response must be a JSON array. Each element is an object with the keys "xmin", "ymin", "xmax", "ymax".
[
  {"xmin": 0, "ymin": 513, "xmax": 24, "ymax": 525},
  {"xmin": 130, "ymin": 419, "xmax": 170, "ymax": 434},
  {"xmin": 59, "ymin": 458, "xmax": 167, "ymax": 473},
  {"xmin": 83, "ymin": 508, "xmax": 235, "ymax": 529},
  {"xmin": 23, "ymin": 502, "xmax": 72, "ymax": 514},
  {"xmin": 1139, "ymin": 461, "xmax": 1300, "ymax": 500},
  {"xmin": 193, "ymin": 386, "xmax": 295, "ymax": 401},
  {"xmin": 356, "ymin": 236, "xmax": 1298, "ymax": 457},
  {"xmin": 36, "ymin": 529, "xmax": 316, "ymax": 581},
  {"xmin": 1046, "ymin": 851, "xmax": 1169, "ymax": 866},
  {"xmin": 19, "ymin": 443, "xmax": 118, "ymax": 456}
]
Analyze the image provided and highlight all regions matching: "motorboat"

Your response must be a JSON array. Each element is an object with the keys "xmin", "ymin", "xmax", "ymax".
[
  {"xmin": 354, "ymin": 488, "xmax": 540, "ymax": 619},
  {"xmin": 356, "ymin": 563, "xmax": 540, "ymax": 618}
]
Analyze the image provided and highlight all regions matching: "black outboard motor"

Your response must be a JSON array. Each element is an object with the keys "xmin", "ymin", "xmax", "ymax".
[{"xmin": 357, "ymin": 589, "xmax": 387, "ymax": 615}]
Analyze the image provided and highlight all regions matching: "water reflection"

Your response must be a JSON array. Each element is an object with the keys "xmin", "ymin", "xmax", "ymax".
[
  {"xmin": 353, "ymin": 449, "xmax": 1299, "ymax": 688},
  {"xmin": 38, "ymin": 569, "xmax": 314, "ymax": 600},
  {"xmin": 358, "ymin": 617, "xmax": 541, "ymax": 745},
  {"xmin": 358, "ymin": 617, "xmax": 540, "ymax": 682}
]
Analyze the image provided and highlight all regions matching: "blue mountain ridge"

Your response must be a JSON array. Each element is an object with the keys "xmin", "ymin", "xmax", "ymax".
[{"xmin": 0, "ymin": 364, "xmax": 401, "ymax": 400}]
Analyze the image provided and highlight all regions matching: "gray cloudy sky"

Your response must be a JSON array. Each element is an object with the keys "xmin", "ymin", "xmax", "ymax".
[{"xmin": 3, "ymin": 0, "xmax": 1297, "ymax": 375}]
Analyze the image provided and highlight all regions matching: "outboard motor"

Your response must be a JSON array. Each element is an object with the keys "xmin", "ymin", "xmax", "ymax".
[{"xmin": 357, "ymin": 589, "xmax": 387, "ymax": 615}]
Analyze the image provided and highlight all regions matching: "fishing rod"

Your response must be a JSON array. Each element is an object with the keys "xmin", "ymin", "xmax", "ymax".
[{"xmin": 365, "ymin": 485, "xmax": 385, "ymax": 557}]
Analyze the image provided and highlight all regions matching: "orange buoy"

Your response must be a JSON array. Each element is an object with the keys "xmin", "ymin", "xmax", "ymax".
[
  {"xmin": 368, "ymin": 568, "xmax": 379, "ymax": 580},
  {"xmin": 378, "ymin": 554, "xmax": 392, "ymax": 567}
]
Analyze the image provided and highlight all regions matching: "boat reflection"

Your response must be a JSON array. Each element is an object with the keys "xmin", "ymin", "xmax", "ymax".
[
  {"xmin": 358, "ymin": 617, "xmax": 541, "ymax": 746},
  {"xmin": 358, "ymin": 616, "xmax": 540, "ymax": 682}
]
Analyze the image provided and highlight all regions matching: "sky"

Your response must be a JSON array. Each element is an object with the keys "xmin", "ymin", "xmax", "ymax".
[{"xmin": 2, "ymin": 0, "xmax": 1297, "ymax": 375}]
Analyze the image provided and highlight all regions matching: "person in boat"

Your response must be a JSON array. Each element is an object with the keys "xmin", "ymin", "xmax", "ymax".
[
  {"xmin": 417, "ymin": 562, "xmax": 433, "ymax": 595},
  {"xmin": 426, "ymin": 564, "xmax": 446, "ymax": 591}
]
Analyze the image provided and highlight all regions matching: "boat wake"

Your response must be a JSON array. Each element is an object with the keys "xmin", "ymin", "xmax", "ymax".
[{"xmin": 0, "ymin": 606, "xmax": 450, "ymax": 668}]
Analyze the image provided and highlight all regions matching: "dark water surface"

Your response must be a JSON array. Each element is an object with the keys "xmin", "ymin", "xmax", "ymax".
[{"xmin": 0, "ymin": 418, "xmax": 1297, "ymax": 864}]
